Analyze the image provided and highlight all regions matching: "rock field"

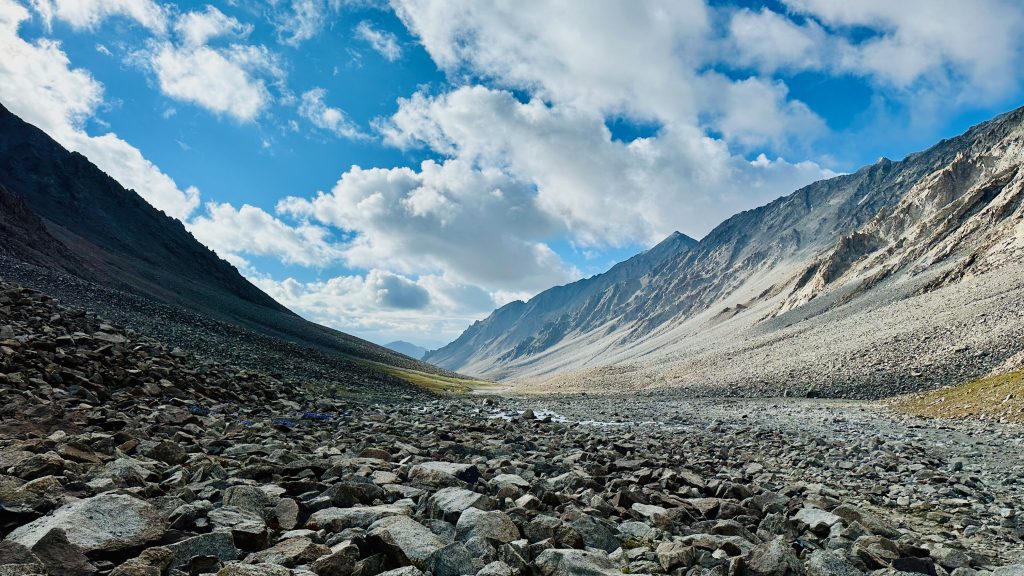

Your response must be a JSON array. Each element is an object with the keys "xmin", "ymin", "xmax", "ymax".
[{"xmin": 2, "ymin": 280, "xmax": 1024, "ymax": 576}]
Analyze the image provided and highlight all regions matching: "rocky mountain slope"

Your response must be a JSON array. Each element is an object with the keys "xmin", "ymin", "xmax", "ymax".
[
  {"xmin": 427, "ymin": 231, "xmax": 698, "ymax": 373},
  {"xmin": 0, "ymin": 102, "xmax": 453, "ymax": 391},
  {"xmin": 430, "ymin": 106, "xmax": 1024, "ymax": 397},
  {"xmin": 2, "ymin": 279, "xmax": 1023, "ymax": 575}
]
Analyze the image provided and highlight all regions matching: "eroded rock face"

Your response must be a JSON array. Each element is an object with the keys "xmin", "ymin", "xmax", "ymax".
[{"xmin": 1, "ymin": 279, "xmax": 1023, "ymax": 576}]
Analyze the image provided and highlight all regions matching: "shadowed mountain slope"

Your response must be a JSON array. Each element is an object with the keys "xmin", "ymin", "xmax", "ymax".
[{"xmin": 0, "ymin": 102, "xmax": 455, "ymax": 393}]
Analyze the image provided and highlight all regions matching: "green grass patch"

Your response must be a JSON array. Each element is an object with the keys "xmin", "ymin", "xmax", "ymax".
[
  {"xmin": 890, "ymin": 368, "xmax": 1024, "ymax": 422},
  {"xmin": 378, "ymin": 364, "xmax": 496, "ymax": 394}
]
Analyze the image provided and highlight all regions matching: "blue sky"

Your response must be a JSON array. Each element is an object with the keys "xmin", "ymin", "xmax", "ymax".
[{"xmin": 2, "ymin": 0, "xmax": 1024, "ymax": 348}]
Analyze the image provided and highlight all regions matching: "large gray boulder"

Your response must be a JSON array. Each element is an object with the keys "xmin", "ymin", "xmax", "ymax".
[
  {"xmin": 535, "ymin": 549, "xmax": 628, "ymax": 576},
  {"xmin": 166, "ymin": 532, "xmax": 238, "ymax": 570},
  {"xmin": 307, "ymin": 504, "xmax": 411, "ymax": 531},
  {"xmin": 425, "ymin": 487, "xmax": 491, "ymax": 522},
  {"xmin": 368, "ymin": 516, "xmax": 446, "ymax": 568},
  {"xmin": 804, "ymin": 550, "xmax": 863, "ymax": 576},
  {"xmin": 744, "ymin": 537, "xmax": 801, "ymax": 576},
  {"xmin": 243, "ymin": 537, "xmax": 329, "ymax": 568},
  {"xmin": 455, "ymin": 508, "xmax": 519, "ymax": 543},
  {"xmin": 424, "ymin": 542, "xmax": 475, "ymax": 576},
  {"xmin": 6, "ymin": 494, "xmax": 164, "ymax": 553},
  {"xmin": 408, "ymin": 462, "xmax": 479, "ymax": 487}
]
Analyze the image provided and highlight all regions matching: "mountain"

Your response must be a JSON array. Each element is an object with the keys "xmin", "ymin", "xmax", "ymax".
[
  {"xmin": 0, "ymin": 102, "xmax": 456, "ymax": 394},
  {"xmin": 429, "ymin": 105, "xmax": 1024, "ymax": 398},
  {"xmin": 427, "ymin": 231, "xmax": 697, "ymax": 373},
  {"xmin": 385, "ymin": 340, "xmax": 428, "ymax": 359}
]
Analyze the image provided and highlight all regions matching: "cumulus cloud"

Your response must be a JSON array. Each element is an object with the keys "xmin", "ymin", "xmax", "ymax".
[
  {"xmin": 251, "ymin": 270, "xmax": 498, "ymax": 346},
  {"xmin": 29, "ymin": 0, "xmax": 168, "ymax": 32},
  {"xmin": 278, "ymin": 158, "xmax": 575, "ymax": 292},
  {"xmin": 380, "ymin": 86, "xmax": 833, "ymax": 245},
  {"xmin": 173, "ymin": 5, "xmax": 251, "ymax": 47},
  {"xmin": 392, "ymin": 1, "xmax": 711, "ymax": 127},
  {"xmin": 730, "ymin": 1, "xmax": 1024, "ymax": 102},
  {"xmin": 147, "ymin": 42, "xmax": 278, "ymax": 121},
  {"xmin": 354, "ymin": 20, "xmax": 401, "ymax": 61},
  {"xmin": 379, "ymin": 0, "xmax": 835, "ymax": 259},
  {"xmin": 727, "ymin": 8, "xmax": 829, "ymax": 74},
  {"xmin": 0, "ymin": 0, "xmax": 199, "ymax": 219},
  {"xmin": 131, "ymin": 7, "xmax": 286, "ymax": 122},
  {"xmin": 187, "ymin": 202, "xmax": 343, "ymax": 268},
  {"xmin": 298, "ymin": 88, "xmax": 365, "ymax": 139}
]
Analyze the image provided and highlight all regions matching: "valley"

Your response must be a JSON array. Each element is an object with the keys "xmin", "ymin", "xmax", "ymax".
[
  {"xmin": 2, "ymin": 279, "xmax": 1023, "ymax": 576},
  {"xmin": 2, "ymin": 21, "xmax": 1024, "ymax": 576}
]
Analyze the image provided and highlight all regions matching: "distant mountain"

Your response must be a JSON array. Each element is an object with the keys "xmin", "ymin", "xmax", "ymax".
[
  {"xmin": 430, "ymin": 105, "xmax": 1024, "ymax": 398},
  {"xmin": 385, "ymin": 341, "xmax": 428, "ymax": 359},
  {"xmin": 426, "ymin": 231, "xmax": 698, "ymax": 373},
  {"xmin": 0, "ymin": 102, "xmax": 455, "ymax": 394}
]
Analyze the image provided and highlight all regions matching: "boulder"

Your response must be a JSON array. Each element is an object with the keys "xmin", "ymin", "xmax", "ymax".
[
  {"xmin": 424, "ymin": 542, "xmax": 475, "ymax": 576},
  {"xmin": 744, "ymin": 537, "xmax": 800, "ymax": 576},
  {"xmin": 7, "ymin": 494, "xmax": 165, "ymax": 553},
  {"xmin": 310, "ymin": 542, "xmax": 360, "ymax": 576},
  {"xmin": 793, "ymin": 507, "xmax": 842, "ymax": 535},
  {"xmin": 166, "ymin": 532, "xmax": 238, "ymax": 570},
  {"xmin": 217, "ymin": 564, "xmax": 290, "ymax": 576},
  {"xmin": 307, "ymin": 504, "xmax": 411, "ymax": 531},
  {"xmin": 455, "ymin": 508, "xmax": 519, "ymax": 543},
  {"xmin": 425, "ymin": 487, "xmax": 491, "ymax": 522},
  {"xmin": 655, "ymin": 541, "xmax": 694, "ymax": 571},
  {"xmin": 535, "ymin": 549, "xmax": 623, "ymax": 576},
  {"xmin": 367, "ymin": 516, "xmax": 446, "ymax": 568},
  {"xmin": 408, "ymin": 462, "xmax": 479, "ymax": 487},
  {"xmin": 831, "ymin": 505, "xmax": 898, "ymax": 538},
  {"xmin": 804, "ymin": 550, "xmax": 863, "ymax": 576},
  {"xmin": 244, "ymin": 537, "xmax": 329, "ymax": 568}
]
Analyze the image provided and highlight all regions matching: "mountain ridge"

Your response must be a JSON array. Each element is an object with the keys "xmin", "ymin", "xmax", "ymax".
[{"xmin": 430, "ymin": 104, "xmax": 1024, "ymax": 397}]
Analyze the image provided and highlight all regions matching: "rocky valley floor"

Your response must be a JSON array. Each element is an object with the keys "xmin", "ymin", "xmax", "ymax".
[{"xmin": 2, "ymin": 281, "xmax": 1024, "ymax": 576}]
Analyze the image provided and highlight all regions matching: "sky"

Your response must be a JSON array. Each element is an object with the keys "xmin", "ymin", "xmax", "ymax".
[{"xmin": 2, "ymin": 0, "xmax": 1024, "ymax": 349}]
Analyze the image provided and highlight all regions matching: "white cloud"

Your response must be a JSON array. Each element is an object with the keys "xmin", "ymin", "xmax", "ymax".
[
  {"xmin": 148, "ymin": 42, "xmax": 276, "ymax": 121},
  {"xmin": 188, "ymin": 202, "xmax": 343, "ymax": 268},
  {"xmin": 0, "ymin": 0, "xmax": 199, "ymax": 219},
  {"xmin": 383, "ymin": 1, "xmax": 834, "ymax": 253},
  {"xmin": 728, "ymin": 8, "xmax": 829, "ymax": 73},
  {"xmin": 250, "ymin": 270, "xmax": 498, "ymax": 346},
  {"xmin": 380, "ymin": 86, "xmax": 833, "ymax": 245},
  {"xmin": 140, "ymin": 7, "xmax": 283, "ymax": 122},
  {"xmin": 731, "ymin": 1, "xmax": 1024, "ymax": 102},
  {"xmin": 354, "ymin": 20, "xmax": 401, "ymax": 61},
  {"xmin": 298, "ymin": 88, "xmax": 365, "ymax": 139},
  {"xmin": 698, "ymin": 74, "xmax": 827, "ymax": 150},
  {"xmin": 271, "ymin": 0, "xmax": 327, "ymax": 46},
  {"xmin": 174, "ymin": 5, "xmax": 251, "ymax": 47},
  {"xmin": 277, "ymin": 158, "xmax": 575, "ymax": 292},
  {"xmin": 29, "ymin": 0, "xmax": 167, "ymax": 33},
  {"xmin": 392, "ymin": 0, "xmax": 712, "ymax": 127}
]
